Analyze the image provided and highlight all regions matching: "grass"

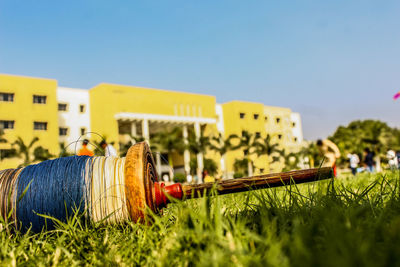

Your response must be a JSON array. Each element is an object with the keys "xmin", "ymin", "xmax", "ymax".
[{"xmin": 1, "ymin": 171, "xmax": 400, "ymax": 266}]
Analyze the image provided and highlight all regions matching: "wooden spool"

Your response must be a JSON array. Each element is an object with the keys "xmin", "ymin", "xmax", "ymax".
[{"xmin": 124, "ymin": 142, "xmax": 159, "ymax": 222}]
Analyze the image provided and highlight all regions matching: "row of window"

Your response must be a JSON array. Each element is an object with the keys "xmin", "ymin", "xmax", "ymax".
[
  {"xmin": 0, "ymin": 93, "xmax": 87, "ymax": 114},
  {"xmin": 0, "ymin": 93, "xmax": 47, "ymax": 104},
  {"xmin": 59, "ymin": 127, "xmax": 86, "ymax": 136},
  {"xmin": 0, "ymin": 120, "xmax": 87, "ymax": 136},
  {"xmin": 0, "ymin": 120, "xmax": 47, "ymax": 130},
  {"xmin": 240, "ymin": 130, "xmax": 297, "ymax": 142},
  {"xmin": 238, "ymin": 112, "xmax": 297, "ymax": 127},
  {"xmin": 58, "ymin": 103, "xmax": 86, "ymax": 113}
]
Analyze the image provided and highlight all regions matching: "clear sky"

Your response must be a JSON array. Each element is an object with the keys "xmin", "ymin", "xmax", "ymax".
[{"xmin": 1, "ymin": 0, "xmax": 399, "ymax": 140}]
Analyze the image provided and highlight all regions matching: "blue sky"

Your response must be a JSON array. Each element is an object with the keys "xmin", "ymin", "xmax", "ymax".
[{"xmin": 1, "ymin": 0, "xmax": 399, "ymax": 140}]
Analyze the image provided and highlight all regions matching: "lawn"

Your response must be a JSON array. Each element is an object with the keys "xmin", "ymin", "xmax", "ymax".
[{"xmin": 1, "ymin": 171, "xmax": 400, "ymax": 266}]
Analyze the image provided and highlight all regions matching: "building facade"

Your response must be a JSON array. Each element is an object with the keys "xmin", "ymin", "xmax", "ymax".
[
  {"xmin": 0, "ymin": 74, "xmax": 59, "ymax": 168},
  {"xmin": 57, "ymin": 87, "xmax": 91, "ymax": 153},
  {"xmin": 0, "ymin": 73, "xmax": 305, "ymax": 179}
]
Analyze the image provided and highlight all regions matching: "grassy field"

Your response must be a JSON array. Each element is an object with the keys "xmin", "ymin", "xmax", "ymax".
[{"xmin": 1, "ymin": 171, "xmax": 400, "ymax": 266}]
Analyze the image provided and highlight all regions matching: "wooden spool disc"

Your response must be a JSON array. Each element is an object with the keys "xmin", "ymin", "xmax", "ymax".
[{"xmin": 124, "ymin": 142, "xmax": 159, "ymax": 222}]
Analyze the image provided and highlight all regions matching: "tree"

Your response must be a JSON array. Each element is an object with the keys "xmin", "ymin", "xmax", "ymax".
[
  {"xmin": 152, "ymin": 127, "xmax": 186, "ymax": 179},
  {"xmin": 33, "ymin": 146, "xmax": 53, "ymax": 162},
  {"xmin": 59, "ymin": 142, "xmax": 74, "ymax": 158},
  {"xmin": 209, "ymin": 133, "xmax": 237, "ymax": 178},
  {"xmin": 254, "ymin": 134, "xmax": 281, "ymax": 173},
  {"xmin": 13, "ymin": 137, "xmax": 39, "ymax": 166},
  {"xmin": 232, "ymin": 131, "xmax": 258, "ymax": 177},
  {"xmin": 190, "ymin": 157, "xmax": 218, "ymax": 176},
  {"xmin": 280, "ymin": 149, "xmax": 300, "ymax": 171},
  {"xmin": 300, "ymin": 142, "xmax": 321, "ymax": 168},
  {"xmin": 329, "ymin": 120, "xmax": 400, "ymax": 167},
  {"xmin": 187, "ymin": 131, "xmax": 211, "ymax": 156},
  {"xmin": 119, "ymin": 135, "xmax": 147, "ymax": 157},
  {"xmin": 233, "ymin": 158, "xmax": 249, "ymax": 177},
  {"xmin": 0, "ymin": 129, "xmax": 8, "ymax": 161}
]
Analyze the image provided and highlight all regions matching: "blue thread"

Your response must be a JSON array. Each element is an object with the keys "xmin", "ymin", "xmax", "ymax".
[{"xmin": 16, "ymin": 156, "xmax": 91, "ymax": 231}]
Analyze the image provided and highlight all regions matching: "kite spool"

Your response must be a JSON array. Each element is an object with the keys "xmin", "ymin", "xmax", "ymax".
[
  {"xmin": 0, "ymin": 142, "xmax": 168, "ymax": 231},
  {"xmin": 0, "ymin": 142, "xmax": 333, "ymax": 232}
]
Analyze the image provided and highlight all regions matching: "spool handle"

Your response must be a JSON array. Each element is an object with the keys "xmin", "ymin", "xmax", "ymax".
[{"xmin": 154, "ymin": 182, "xmax": 183, "ymax": 208}]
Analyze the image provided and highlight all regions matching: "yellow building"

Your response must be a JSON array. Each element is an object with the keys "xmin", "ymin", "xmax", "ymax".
[
  {"xmin": 219, "ymin": 101, "xmax": 303, "ymax": 177},
  {"xmin": 0, "ymin": 74, "xmax": 59, "ymax": 169},
  {"xmin": 0, "ymin": 73, "xmax": 304, "ymax": 180},
  {"xmin": 90, "ymin": 83, "xmax": 218, "ymax": 181}
]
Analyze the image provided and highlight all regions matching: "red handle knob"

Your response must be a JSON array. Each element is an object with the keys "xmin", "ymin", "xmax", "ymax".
[{"xmin": 154, "ymin": 182, "xmax": 183, "ymax": 208}]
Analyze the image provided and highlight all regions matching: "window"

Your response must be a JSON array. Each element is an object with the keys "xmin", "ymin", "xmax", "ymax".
[
  {"xmin": 241, "ymin": 130, "xmax": 246, "ymax": 137},
  {"xmin": 260, "ymin": 168, "xmax": 264, "ymax": 173},
  {"xmin": 292, "ymin": 122, "xmax": 296, "ymax": 127},
  {"xmin": 239, "ymin": 113, "xmax": 245, "ymax": 119},
  {"xmin": 80, "ymin": 127, "xmax": 86, "ymax": 136},
  {"xmin": 0, "ymin": 120, "xmax": 14, "ymax": 129},
  {"xmin": 265, "ymin": 116, "xmax": 268, "ymax": 121},
  {"xmin": 34, "ymin": 122, "xmax": 47, "ymax": 130},
  {"xmin": 253, "ymin": 114, "xmax": 259, "ymax": 120},
  {"xmin": 58, "ymin": 103, "xmax": 68, "ymax": 111},
  {"xmin": 0, "ymin": 93, "xmax": 14, "ymax": 102},
  {"xmin": 59, "ymin": 127, "xmax": 68, "ymax": 136},
  {"xmin": 255, "ymin": 132, "xmax": 261, "ymax": 138},
  {"xmin": 294, "ymin": 137, "xmax": 298, "ymax": 142},
  {"xmin": 79, "ymin": 104, "xmax": 85, "ymax": 113},
  {"xmin": 33, "ymin": 95, "xmax": 46, "ymax": 104},
  {"xmin": 276, "ymin": 117, "xmax": 281, "ymax": 124},
  {"xmin": 278, "ymin": 134, "xmax": 282, "ymax": 140}
]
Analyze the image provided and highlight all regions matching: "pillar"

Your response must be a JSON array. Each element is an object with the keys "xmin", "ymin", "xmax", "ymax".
[
  {"xmin": 142, "ymin": 119, "xmax": 150, "ymax": 144},
  {"xmin": 182, "ymin": 125, "xmax": 191, "ymax": 179},
  {"xmin": 194, "ymin": 122, "xmax": 203, "ymax": 183},
  {"xmin": 131, "ymin": 122, "xmax": 137, "ymax": 144},
  {"xmin": 156, "ymin": 152, "xmax": 162, "ymax": 179}
]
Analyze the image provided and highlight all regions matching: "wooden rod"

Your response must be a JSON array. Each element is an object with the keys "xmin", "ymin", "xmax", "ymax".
[{"xmin": 181, "ymin": 167, "xmax": 334, "ymax": 199}]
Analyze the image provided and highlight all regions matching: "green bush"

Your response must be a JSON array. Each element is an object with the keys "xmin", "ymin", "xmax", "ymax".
[
  {"xmin": 173, "ymin": 172, "xmax": 186, "ymax": 183},
  {"xmin": 233, "ymin": 172, "xmax": 244, "ymax": 178}
]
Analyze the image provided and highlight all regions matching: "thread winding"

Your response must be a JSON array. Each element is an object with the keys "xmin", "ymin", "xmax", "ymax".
[{"xmin": 0, "ymin": 155, "xmax": 130, "ymax": 231}]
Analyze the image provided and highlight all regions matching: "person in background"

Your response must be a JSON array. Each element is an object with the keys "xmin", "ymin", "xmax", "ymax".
[
  {"xmin": 363, "ymin": 148, "xmax": 375, "ymax": 173},
  {"xmin": 100, "ymin": 140, "xmax": 117, "ymax": 157},
  {"xmin": 78, "ymin": 139, "xmax": 94, "ymax": 156},
  {"xmin": 387, "ymin": 150, "xmax": 398, "ymax": 170},
  {"xmin": 396, "ymin": 150, "xmax": 400, "ymax": 170},
  {"xmin": 317, "ymin": 139, "xmax": 341, "ymax": 176},
  {"xmin": 347, "ymin": 153, "xmax": 360, "ymax": 176}
]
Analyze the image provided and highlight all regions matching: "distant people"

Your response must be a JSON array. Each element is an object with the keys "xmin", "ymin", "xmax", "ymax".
[
  {"xmin": 317, "ymin": 139, "xmax": 341, "ymax": 176},
  {"xmin": 100, "ymin": 140, "xmax": 117, "ymax": 157},
  {"xmin": 363, "ymin": 148, "xmax": 375, "ymax": 173},
  {"xmin": 78, "ymin": 139, "xmax": 94, "ymax": 156},
  {"xmin": 396, "ymin": 151, "xmax": 400, "ymax": 169},
  {"xmin": 347, "ymin": 153, "xmax": 360, "ymax": 175},
  {"xmin": 387, "ymin": 150, "xmax": 398, "ymax": 170}
]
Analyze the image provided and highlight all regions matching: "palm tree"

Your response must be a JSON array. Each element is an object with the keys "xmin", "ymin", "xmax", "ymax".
[
  {"xmin": 300, "ymin": 142, "xmax": 321, "ymax": 168},
  {"xmin": 209, "ymin": 133, "xmax": 237, "ymax": 178},
  {"xmin": 0, "ymin": 129, "xmax": 7, "ymax": 161},
  {"xmin": 152, "ymin": 127, "xmax": 186, "ymax": 180},
  {"xmin": 119, "ymin": 135, "xmax": 147, "ymax": 157},
  {"xmin": 59, "ymin": 142, "xmax": 74, "ymax": 158},
  {"xmin": 232, "ymin": 131, "xmax": 258, "ymax": 177},
  {"xmin": 280, "ymin": 149, "xmax": 300, "ymax": 171},
  {"xmin": 13, "ymin": 137, "xmax": 39, "ymax": 166},
  {"xmin": 33, "ymin": 146, "xmax": 53, "ymax": 162},
  {"xmin": 254, "ymin": 134, "xmax": 281, "ymax": 173}
]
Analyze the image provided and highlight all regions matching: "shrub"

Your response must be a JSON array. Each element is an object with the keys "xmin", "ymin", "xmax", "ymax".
[{"xmin": 173, "ymin": 172, "xmax": 186, "ymax": 183}]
